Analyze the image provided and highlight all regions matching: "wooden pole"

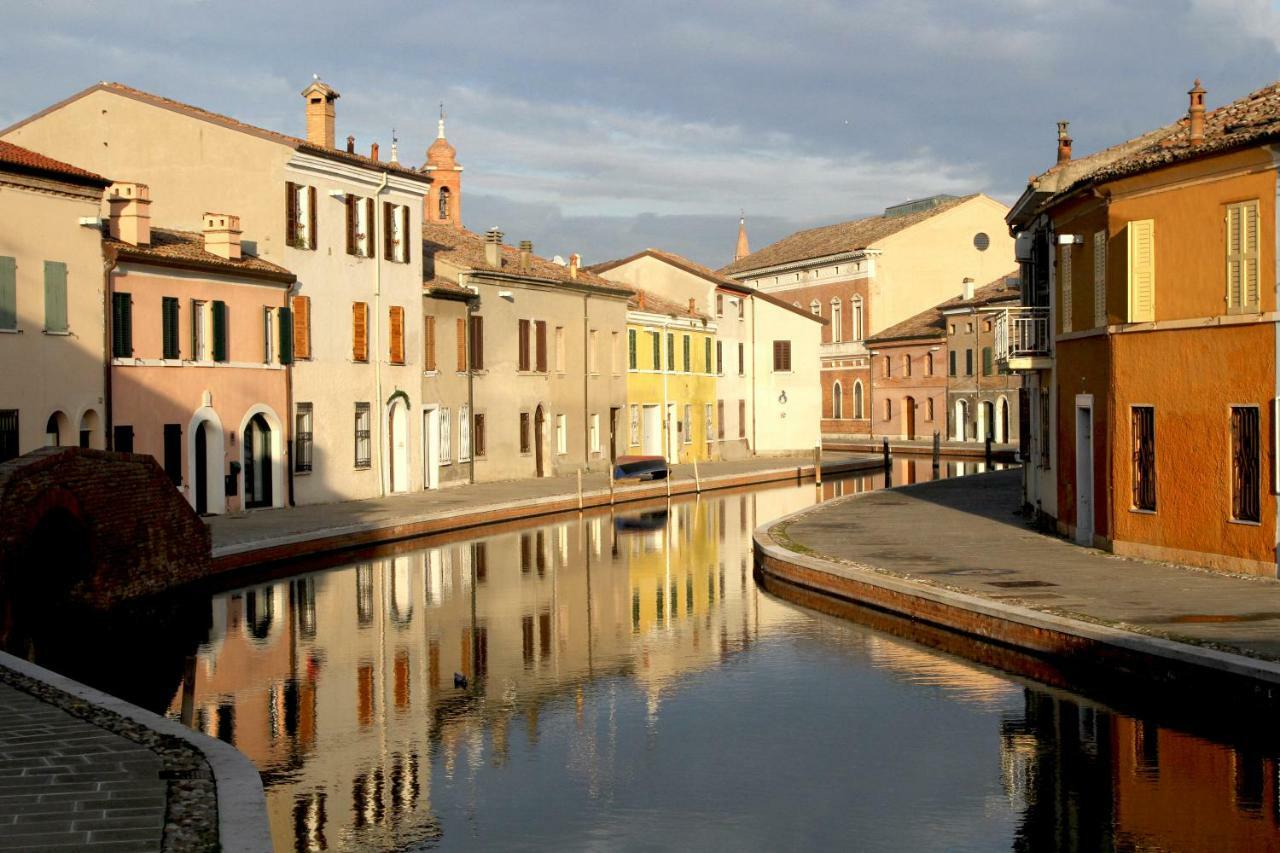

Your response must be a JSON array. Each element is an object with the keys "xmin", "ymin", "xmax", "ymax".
[
  {"xmin": 814, "ymin": 445, "xmax": 822, "ymax": 486},
  {"xmin": 932, "ymin": 430, "xmax": 941, "ymax": 476},
  {"xmin": 985, "ymin": 436, "xmax": 993, "ymax": 468},
  {"xmin": 577, "ymin": 468, "xmax": 583, "ymax": 510},
  {"xmin": 608, "ymin": 464, "xmax": 615, "ymax": 505}
]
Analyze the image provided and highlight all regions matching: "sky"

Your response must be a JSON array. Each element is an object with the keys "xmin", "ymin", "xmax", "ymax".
[{"xmin": 4, "ymin": 0, "xmax": 1279, "ymax": 268}]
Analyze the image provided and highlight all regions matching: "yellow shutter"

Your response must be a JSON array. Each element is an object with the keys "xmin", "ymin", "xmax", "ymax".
[
  {"xmin": 1093, "ymin": 230, "xmax": 1107, "ymax": 328},
  {"xmin": 1226, "ymin": 201, "xmax": 1260, "ymax": 313},
  {"xmin": 1126, "ymin": 219, "xmax": 1155, "ymax": 323}
]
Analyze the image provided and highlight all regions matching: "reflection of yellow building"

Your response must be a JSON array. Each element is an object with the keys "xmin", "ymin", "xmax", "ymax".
[{"xmin": 625, "ymin": 288, "xmax": 717, "ymax": 463}]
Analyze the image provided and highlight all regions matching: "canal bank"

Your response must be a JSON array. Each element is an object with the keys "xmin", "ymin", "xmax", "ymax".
[
  {"xmin": 755, "ymin": 468, "xmax": 1280, "ymax": 702},
  {"xmin": 209, "ymin": 452, "xmax": 877, "ymax": 573}
]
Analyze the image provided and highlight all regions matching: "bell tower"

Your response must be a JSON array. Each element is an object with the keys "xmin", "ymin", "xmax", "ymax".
[{"xmin": 424, "ymin": 105, "xmax": 462, "ymax": 229}]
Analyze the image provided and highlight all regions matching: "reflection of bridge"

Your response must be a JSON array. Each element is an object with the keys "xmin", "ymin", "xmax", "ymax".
[{"xmin": 0, "ymin": 447, "xmax": 210, "ymax": 610}]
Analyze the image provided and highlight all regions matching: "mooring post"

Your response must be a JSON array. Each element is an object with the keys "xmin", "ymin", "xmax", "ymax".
[
  {"xmin": 814, "ymin": 445, "xmax": 822, "ymax": 486},
  {"xmin": 180, "ymin": 654, "xmax": 197, "ymax": 730},
  {"xmin": 693, "ymin": 458, "xmax": 701, "ymax": 493},
  {"xmin": 608, "ymin": 465, "xmax": 615, "ymax": 505},
  {"xmin": 577, "ymin": 469, "xmax": 583, "ymax": 510},
  {"xmin": 985, "ymin": 436, "xmax": 993, "ymax": 467},
  {"xmin": 932, "ymin": 430, "xmax": 941, "ymax": 475},
  {"xmin": 882, "ymin": 437, "xmax": 890, "ymax": 471}
]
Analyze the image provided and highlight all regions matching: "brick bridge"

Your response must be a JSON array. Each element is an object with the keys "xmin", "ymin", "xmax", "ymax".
[{"xmin": 0, "ymin": 447, "xmax": 210, "ymax": 611}]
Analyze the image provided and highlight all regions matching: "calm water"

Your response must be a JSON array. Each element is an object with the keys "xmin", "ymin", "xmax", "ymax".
[{"xmin": 17, "ymin": 458, "xmax": 1280, "ymax": 851}]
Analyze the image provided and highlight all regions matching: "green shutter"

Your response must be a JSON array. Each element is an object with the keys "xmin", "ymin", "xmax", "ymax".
[
  {"xmin": 0, "ymin": 257, "xmax": 15, "ymax": 330},
  {"xmin": 162, "ymin": 297, "xmax": 180, "ymax": 359},
  {"xmin": 212, "ymin": 300, "xmax": 228, "ymax": 362},
  {"xmin": 279, "ymin": 305, "xmax": 293, "ymax": 364},
  {"xmin": 628, "ymin": 329, "xmax": 637, "ymax": 370},
  {"xmin": 112, "ymin": 292, "xmax": 132, "ymax": 357},
  {"xmin": 44, "ymin": 261, "xmax": 67, "ymax": 332}
]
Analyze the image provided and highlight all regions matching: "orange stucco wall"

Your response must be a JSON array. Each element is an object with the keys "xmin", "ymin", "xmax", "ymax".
[{"xmin": 1055, "ymin": 335, "xmax": 1111, "ymax": 539}]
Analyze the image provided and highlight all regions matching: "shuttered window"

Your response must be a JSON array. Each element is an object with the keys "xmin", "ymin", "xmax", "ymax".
[
  {"xmin": 470, "ymin": 316, "xmax": 484, "ymax": 370},
  {"xmin": 704, "ymin": 337, "xmax": 711, "ymax": 373},
  {"xmin": 0, "ymin": 256, "xmax": 16, "ymax": 330},
  {"xmin": 294, "ymin": 403, "xmax": 313, "ymax": 473},
  {"xmin": 1093, "ymin": 230, "xmax": 1107, "ymax": 328},
  {"xmin": 347, "ymin": 195, "xmax": 373, "ymax": 257},
  {"xmin": 389, "ymin": 306, "xmax": 405, "ymax": 364},
  {"xmin": 965, "ymin": 349, "xmax": 973, "ymax": 376},
  {"xmin": 667, "ymin": 333, "xmax": 675, "ymax": 371},
  {"xmin": 162, "ymin": 297, "xmax": 180, "ymax": 359},
  {"xmin": 1226, "ymin": 201, "xmax": 1260, "ymax": 314},
  {"xmin": 1132, "ymin": 406, "xmax": 1156, "ymax": 511},
  {"xmin": 1060, "ymin": 244, "xmax": 1073, "ymax": 332},
  {"xmin": 384, "ymin": 201, "xmax": 395, "ymax": 260},
  {"xmin": 402, "ymin": 206, "xmax": 411, "ymax": 264},
  {"xmin": 628, "ymin": 328, "xmax": 637, "ymax": 370},
  {"xmin": 0, "ymin": 410, "xmax": 17, "ymax": 463},
  {"xmin": 772, "ymin": 340, "xmax": 791, "ymax": 372},
  {"xmin": 352, "ymin": 301, "xmax": 369, "ymax": 362},
  {"xmin": 43, "ymin": 261, "xmax": 67, "ymax": 332},
  {"xmin": 650, "ymin": 332, "xmax": 661, "ymax": 370},
  {"xmin": 285, "ymin": 183, "xmax": 317, "ymax": 249},
  {"xmin": 682, "ymin": 335, "xmax": 691, "ymax": 372},
  {"xmin": 518, "ymin": 319, "xmax": 531, "ymax": 371},
  {"xmin": 111, "ymin": 292, "xmax": 132, "ymax": 357},
  {"xmin": 424, "ymin": 314, "xmax": 437, "ymax": 371},
  {"xmin": 534, "ymin": 320, "xmax": 548, "ymax": 372},
  {"xmin": 738, "ymin": 342, "xmax": 744, "ymax": 376},
  {"xmin": 718, "ymin": 400, "xmax": 725, "ymax": 439},
  {"xmin": 291, "ymin": 295, "xmax": 311, "ymax": 359},
  {"xmin": 716, "ymin": 341, "xmax": 723, "ymax": 375},
  {"xmin": 456, "ymin": 318, "xmax": 467, "ymax": 371},
  {"xmin": 345, "ymin": 194, "xmax": 357, "ymax": 255},
  {"xmin": 1127, "ymin": 219, "xmax": 1155, "ymax": 322},
  {"xmin": 278, "ymin": 305, "xmax": 293, "ymax": 364},
  {"xmin": 286, "ymin": 182, "xmax": 298, "ymax": 246},
  {"xmin": 354, "ymin": 403, "xmax": 372, "ymax": 469},
  {"xmin": 982, "ymin": 347, "xmax": 992, "ymax": 376},
  {"xmin": 163, "ymin": 424, "xmax": 182, "ymax": 485},
  {"xmin": 211, "ymin": 300, "xmax": 228, "ymax": 362},
  {"xmin": 1231, "ymin": 406, "xmax": 1260, "ymax": 522}
]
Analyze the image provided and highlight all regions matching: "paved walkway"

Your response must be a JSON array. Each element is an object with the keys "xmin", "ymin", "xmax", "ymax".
[
  {"xmin": 0, "ymin": 682, "xmax": 165, "ymax": 852},
  {"xmin": 774, "ymin": 469, "xmax": 1280, "ymax": 661},
  {"xmin": 209, "ymin": 452, "xmax": 875, "ymax": 558}
]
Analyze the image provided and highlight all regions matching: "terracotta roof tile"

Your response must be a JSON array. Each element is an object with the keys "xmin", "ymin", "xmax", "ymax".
[
  {"xmin": 0, "ymin": 140, "xmax": 109, "ymax": 186},
  {"xmin": 720, "ymin": 195, "xmax": 978, "ymax": 276},
  {"xmin": 421, "ymin": 223, "xmax": 630, "ymax": 294},
  {"xmin": 108, "ymin": 227, "xmax": 294, "ymax": 282}
]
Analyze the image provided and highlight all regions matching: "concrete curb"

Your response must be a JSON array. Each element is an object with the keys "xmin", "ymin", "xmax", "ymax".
[
  {"xmin": 0, "ymin": 650, "xmax": 272, "ymax": 853},
  {"xmin": 753, "ymin": 493, "xmax": 1280, "ymax": 695}
]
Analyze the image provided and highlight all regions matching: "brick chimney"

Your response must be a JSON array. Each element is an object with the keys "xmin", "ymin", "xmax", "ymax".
[
  {"xmin": 688, "ymin": 298, "xmax": 696, "ymax": 313},
  {"xmin": 519, "ymin": 240, "xmax": 532, "ymax": 273},
  {"xmin": 203, "ymin": 213, "xmax": 242, "ymax": 260},
  {"xmin": 569, "ymin": 253, "xmax": 580, "ymax": 280},
  {"xmin": 963, "ymin": 277, "xmax": 975, "ymax": 301},
  {"xmin": 484, "ymin": 228, "xmax": 503, "ymax": 267},
  {"xmin": 107, "ymin": 182, "xmax": 151, "ymax": 247},
  {"xmin": 1188, "ymin": 79, "xmax": 1206, "ymax": 146},
  {"xmin": 346, "ymin": 135, "xmax": 355, "ymax": 154},
  {"xmin": 301, "ymin": 78, "xmax": 340, "ymax": 148},
  {"xmin": 370, "ymin": 142, "xmax": 379, "ymax": 162},
  {"xmin": 1056, "ymin": 121, "xmax": 1072, "ymax": 165}
]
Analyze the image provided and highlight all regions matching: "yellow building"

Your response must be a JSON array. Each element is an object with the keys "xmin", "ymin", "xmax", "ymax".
[{"xmin": 624, "ymin": 288, "xmax": 717, "ymax": 462}]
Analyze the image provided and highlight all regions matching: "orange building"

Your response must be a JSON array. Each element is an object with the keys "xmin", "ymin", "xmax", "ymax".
[{"xmin": 1003, "ymin": 80, "xmax": 1280, "ymax": 576}]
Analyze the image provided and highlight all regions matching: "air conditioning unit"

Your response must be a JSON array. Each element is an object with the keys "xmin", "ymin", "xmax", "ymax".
[{"xmin": 1014, "ymin": 232, "xmax": 1034, "ymax": 262}]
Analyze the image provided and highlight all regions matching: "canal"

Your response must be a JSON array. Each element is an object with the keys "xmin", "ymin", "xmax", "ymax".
[{"xmin": 16, "ymin": 457, "xmax": 1280, "ymax": 851}]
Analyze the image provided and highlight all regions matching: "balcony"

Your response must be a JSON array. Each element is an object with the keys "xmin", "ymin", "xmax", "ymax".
[
  {"xmin": 993, "ymin": 307, "xmax": 1052, "ymax": 371},
  {"xmin": 821, "ymin": 340, "xmax": 868, "ymax": 359}
]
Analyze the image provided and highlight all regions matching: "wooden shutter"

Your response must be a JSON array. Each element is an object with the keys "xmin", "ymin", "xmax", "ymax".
[
  {"xmin": 739, "ymin": 400, "xmax": 746, "ymax": 438},
  {"xmin": 345, "ymin": 195, "xmax": 357, "ymax": 255},
  {"xmin": 456, "ymin": 317, "xmax": 467, "ymax": 371},
  {"xmin": 470, "ymin": 316, "xmax": 484, "ymax": 370},
  {"xmin": 44, "ymin": 261, "xmax": 67, "ymax": 332},
  {"xmin": 212, "ymin": 300, "xmax": 227, "ymax": 361},
  {"xmin": 402, "ymin": 206, "xmax": 411, "ymax": 264},
  {"xmin": 279, "ymin": 305, "xmax": 293, "ymax": 364},
  {"xmin": 1227, "ymin": 201, "xmax": 1260, "ymax": 313},
  {"xmin": 1093, "ymin": 230, "xmax": 1107, "ymax": 328},
  {"xmin": 365, "ymin": 198, "xmax": 375, "ymax": 257},
  {"xmin": 718, "ymin": 400, "xmax": 725, "ymax": 439},
  {"xmin": 353, "ymin": 301, "xmax": 368, "ymax": 362},
  {"xmin": 285, "ymin": 182, "xmax": 298, "ymax": 246},
  {"xmin": 307, "ymin": 186, "xmax": 318, "ymax": 249},
  {"xmin": 518, "ymin": 319, "xmax": 530, "ymax": 371},
  {"xmin": 389, "ymin": 306, "xmax": 404, "ymax": 364},
  {"xmin": 424, "ymin": 314, "xmax": 436, "ymax": 370},
  {"xmin": 1060, "ymin": 245, "xmax": 1073, "ymax": 331},
  {"xmin": 384, "ymin": 201, "xmax": 394, "ymax": 259},
  {"xmin": 162, "ymin": 297, "xmax": 180, "ymax": 359},
  {"xmin": 291, "ymin": 295, "xmax": 311, "ymax": 359},
  {"xmin": 474, "ymin": 413, "xmax": 486, "ymax": 457},
  {"xmin": 111, "ymin": 292, "xmax": 132, "ymax": 357},
  {"xmin": 535, "ymin": 320, "xmax": 547, "ymax": 372},
  {"xmin": 1126, "ymin": 219, "xmax": 1155, "ymax": 322},
  {"xmin": 628, "ymin": 329, "xmax": 637, "ymax": 370},
  {"xmin": 0, "ymin": 256, "xmax": 15, "ymax": 330}
]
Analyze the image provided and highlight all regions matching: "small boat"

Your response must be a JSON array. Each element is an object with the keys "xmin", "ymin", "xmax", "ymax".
[
  {"xmin": 614, "ymin": 509, "xmax": 670, "ymax": 533},
  {"xmin": 613, "ymin": 455, "xmax": 669, "ymax": 481}
]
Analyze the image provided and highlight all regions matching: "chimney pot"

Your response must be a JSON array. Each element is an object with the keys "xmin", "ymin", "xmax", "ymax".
[
  {"xmin": 346, "ymin": 135, "xmax": 355, "ymax": 153},
  {"xmin": 484, "ymin": 228, "xmax": 503, "ymax": 267},
  {"xmin": 1188, "ymin": 78, "xmax": 1206, "ymax": 146},
  {"xmin": 370, "ymin": 142, "xmax": 379, "ymax": 161},
  {"xmin": 1056, "ymin": 120, "xmax": 1072, "ymax": 165},
  {"xmin": 688, "ymin": 298, "xmax": 696, "ymax": 312},
  {"xmin": 963, "ymin": 277, "xmax": 975, "ymax": 301},
  {"xmin": 106, "ymin": 182, "xmax": 151, "ymax": 247},
  {"xmin": 569, "ymin": 253, "xmax": 580, "ymax": 280},
  {"xmin": 518, "ymin": 240, "xmax": 533, "ymax": 273},
  {"xmin": 203, "ymin": 212, "xmax": 242, "ymax": 260}
]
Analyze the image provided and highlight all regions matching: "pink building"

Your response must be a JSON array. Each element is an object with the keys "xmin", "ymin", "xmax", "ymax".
[{"xmin": 105, "ymin": 184, "xmax": 296, "ymax": 514}]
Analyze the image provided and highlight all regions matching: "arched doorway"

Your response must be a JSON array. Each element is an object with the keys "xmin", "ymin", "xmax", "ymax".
[
  {"xmin": 997, "ymin": 397, "xmax": 1010, "ymax": 444},
  {"xmin": 387, "ymin": 397, "xmax": 409, "ymax": 494},
  {"xmin": 954, "ymin": 400, "xmax": 968, "ymax": 441},
  {"xmin": 244, "ymin": 414, "xmax": 273, "ymax": 509},
  {"xmin": 78, "ymin": 410, "xmax": 101, "ymax": 449},
  {"xmin": 904, "ymin": 396, "xmax": 916, "ymax": 440},
  {"xmin": 45, "ymin": 411, "xmax": 70, "ymax": 447},
  {"xmin": 188, "ymin": 407, "xmax": 226, "ymax": 515},
  {"xmin": 194, "ymin": 423, "xmax": 210, "ymax": 515},
  {"xmin": 534, "ymin": 406, "xmax": 545, "ymax": 477}
]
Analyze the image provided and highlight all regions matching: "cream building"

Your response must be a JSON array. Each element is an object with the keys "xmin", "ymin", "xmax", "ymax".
[
  {"xmin": 0, "ymin": 142, "xmax": 110, "ymax": 460},
  {"xmin": 2, "ymin": 80, "xmax": 432, "ymax": 504}
]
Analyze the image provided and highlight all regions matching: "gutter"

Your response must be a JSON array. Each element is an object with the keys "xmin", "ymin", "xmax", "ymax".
[
  {"xmin": 373, "ymin": 171, "xmax": 388, "ymax": 498},
  {"xmin": 583, "ymin": 292, "xmax": 591, "ymax": 467},
  {"xmin": 102, "ymin": 244, "xmax": 117, "ymax": 450}
]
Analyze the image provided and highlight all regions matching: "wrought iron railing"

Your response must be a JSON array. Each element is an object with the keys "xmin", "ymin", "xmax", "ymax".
[{"xmin": 993, "ymin": 308, "xmax": 1051, "ymax": 362}]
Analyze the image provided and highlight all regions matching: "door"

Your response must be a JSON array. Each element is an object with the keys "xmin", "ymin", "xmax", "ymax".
[
  {"xmin": 905, "ymin": 396, "xmax": 916, "ymax": 440},
  {"xmin": 1075, "ymin": 402, "xmax": 1094, "ymax": 546},
  {"xmin": 999, "ymin": 398, "xmax": 1010, "ymax": 444},
  {"xmin": 195, "ymin": 423, "xmax": 208, "ymax": 515},
  {"xmin": 388, "ymin": 400, "xmax": 409, "ymax": 493},
  {"xmin": 245, "ymin": 414, "xmax": 272, "ymax": 509},
  {"xmin": 422, "ymin": 408, "xmax": 439, "ymax": 490},
  {"xmin": 609, "ymin": 407, "xmax": 620, "ymax": 463},
  {"xmin": 534, "ymin": 406, "xmax": 545, "ymax": 477},
  {"xmin": 665, "ymin": 403, "xmax": 678, "ymax": 463},
  {"xmin": 642, "ymin": 405, "xmax": 661, "ymax": 456}
]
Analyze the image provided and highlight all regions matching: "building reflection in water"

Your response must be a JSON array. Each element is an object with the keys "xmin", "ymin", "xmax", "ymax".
[{"xmin": 152, "ymin": 470, "xmax": 1280, "ymax": 853}]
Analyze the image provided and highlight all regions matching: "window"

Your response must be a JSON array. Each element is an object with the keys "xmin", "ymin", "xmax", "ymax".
[
  {"xmin": 111, "ymin": 292, "xmax": 132, "ymax": 357},
  {"xmin": 589, "ymin": 330, "xmax": 599, "ymax": 374},
  {"xmin": 883, "ymin": 356, "xmax": 891, "ymax": 378},
  {"xmin": 0, "ymin": 410, "xmax": 17, "ymax": 463},
  {"xmin": 590, "ymin": 413, "xmax": 601, "ymax": 454},
  {"xmin": 884, "ymin": 399, "xmax": 892, "ymax": 421},
  {"xmin": 518, "ymin": 319, "xmax": 531, "ymax": 371},
  {"xmin": 667, "ymin": 333, "xmax": 675, "ymax": 372},
  {"xmin": 1127, "ymin": 219, "xmax": 1156, "ymax": 322},
  {"xmin": 285, "ymin": 182, "xmax": 317, "ymax": 250},
  {"xmin": 716, "ymin": 293, "xmax": 724, "ymax": 316},
  {"xmin": 555, "ymin": 326, "xmax": 565, "ymax": 372},
  {"xmin": 831, "ymin": 300, "xmax": 842, "ymax": 343},
  {"xmin": 0, "ymin": 256, "xmax": 16, "ymax": 330},
  {"xmin": 704, "ymin": 404, "xmax": 713, "ymax": 446},
  {"xmin": 853, "ymin": 381, "xmax": 864, "ymax": 419},
  {"xmin": 295, "ymin": 403, "xmax": 313, "ymax": 473},
  {"xmin": 383, "ymin": 202, "xmax": 411, "ymax": 263},
  {"xmin": 292, "ymin": 295, "xmax": 311, "ymax": 359},
  {"xmin": 192, "ymin": 300, "xmax": 207, "ymax": 361},
  {"xmin": 926, "ymin": 397, "xmax": 935, "ymax": 421},
  {"xmin": 833, "ymin": 381, "xmax": 843, "ymax": 419},
  {"xmin": 352, "ymin": 302, "xmax": 369, "ymax": 362},
  {"xmin": 470, "ymin": 315, "xmax": 484, "ymax": 370},
  {"xmin": 389, "ymin": 306, "xmax": 405, "ymax": 364},
  {"xmin": 535, "ymin": 320, "xmax": 548, "ymax": 372},
  {"xmin": 520, "ymin": 412, "xmax": 531, "ymax": 454},
  {"xmin": 716, "ymin": 341, "xmax": 723, "ymax": 374},
  {"xmin": 682, "ymin": 335, "xmax": 691, "ymax": 373},
  {"xmin": 630, "ymin": 404, "xmax": 640, "ymax": 446},
  {"xmin": 738, "ymin": 296, "xmax": 744, "ymax": 319},
  {"xmin": 612, "ymin": 331, "xmax": 621, "ymax": 374},
  {"xmin": 949, "ymin": 323, "xmax": 956, "ymax": 336},
  {"xmin": 423, "ymin": 314, "xmax": 437, "ymax": 371},
  {"xmin": 965, "ymin": 349, "xmax": 973, "ymax": 376},
  {"xmin": 1094, "ymin": 230, "xmax": 1107, "ymax": 328},
  {"xmin": 628, "ymin": 328, "xmax": 638, "ymax": 370},
  {"xmin": 772, "ymin": 340, "xmax": 792, "ymax": 372},
  {"xmin": 717, "ymin": 400, "xmax": 725, "ymax": 439},
  {"xmin": 162, "ymin": 297, "xmax": 180, "ymax": 359},
  {"xmin": 949, "ymin": 350, "xmax": 957, "ymax": 377},
  {"xmin": 263, "ymin": 307, "xmax": 275, "ymax": 364},
  {"xmin": 738, "ymin": 342, "xmax": 745, "ymax": 376},
  {"xmin": 1132, "ymin": 406, "xmax": 1155, "ymax": 511},
  {"xmin": 965, "ymin": 322, "xmax": 973, "ymax": 334},
  {"xmin": 456, "ymin": 318, "xmax": 467, "ymax": 371},
  {"xmin": 211, "ymin": 300, "xmax": 228, "ymax": 362},
  {"xmin": 926, "ymin": 352, "xmax": 934, "ymax": 376},
  {"xmin": 346, "ymin": 195, "xmax": 374, "ymax": 258},
  {"xmin": 439, "ymin": 407, "xmax": 452, "ymax": 463},
  {"xmin": 650, "ymin": 331, "xmax": 661, "ymax": 371},
  {"xmin": 354, "ymin": 403, "xmax": 371, "ymax": 468},
  {"xmin": 459, "ymin": 404, "xmax": 471, "ymax": 461},
  {"xmin": 738, "ymin": 400, "xmax": 746, "ymax": 438},
  {"xmin": 113, "ymin": 425, "xmax": 134, "ymax": 453},
  {"xmin": 1060, "ymin": 244, "xmax": 1073, "ymax": 332},
  {"xmin": 852, "ymin": 296, "xmax": 864, "ymax": 341},
  {"xmin": 474, "ymin": 412, "xmax": 486, "ymax": 458},
  {"xmin": 901, "ymin": 354, "xmax": 911, "ymax": 377},
  {"xmin": 810, "ymin": 299, "xmax": 821, "ymax": 316},
  {"xmin": 1231, "ymin": 406, "xmax": 1260, "ymax": 522},
  {"xmin": 982, "ymin": 347, "xmax": 993, "ymax": 376},
  {"xmin": 278, "ymin": 303, "xmax": 294, "ymax": 364},
  {"xmin": 163, "ymin": 424, "xmax": 182, "ymax": 485},
  {"xmin": 704, "ymin": 337, "xmax": 711, "ymax": 373},
  {"xmin": 1226, "ymin": 203, "xmax": 1259, "ymax": 314},
  {"xmin": 556, "ymin": 413, "xmax": 567, "ymax": 454},
  {"xmin": 683, "ymin": 404, "xmax": 692, "ymax": 444},
  {"xmin": 44, "ymin": 261, "xmax": 67, "ymax": 333}
]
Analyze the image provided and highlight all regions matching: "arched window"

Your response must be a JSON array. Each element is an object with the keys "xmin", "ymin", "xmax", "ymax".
[
  {"xmin": 809, "ymin": 299, "xmax": 821, "ymax": 317},
  {"xmin": 901, "ymin": 354, "xmax": 911, "ymax": 377},
  {"xmin": 852, "ymin": 296, "xmax": 864, "ymax": 341},
  {"xmin": 853, "ymin": 381, "xmax": 864, "ymax": 419},
  {"xmin": 883, "ymin": 356, "xmax": 891, "ymax": 378},
  {"xmin": 830, "ymin": 299, "xmax": 842, "ymax": 343},
  {"xmin": 926, "ymin": 352, "xmax": 934, "ymax": 376},
  {"xmin": 927, "ymin": 397, "xmax": 935, "ymax": 421},
  {"xmin": 438, "ymin": 187, "xmax": 451, "ymax": 220},
  {"xmin": 884, "ymin": 398, "xmax": 892, "ymax": 421},
  {"xmin": 832, "ymin": 381, "xmax": 843, "ymax": 419}
]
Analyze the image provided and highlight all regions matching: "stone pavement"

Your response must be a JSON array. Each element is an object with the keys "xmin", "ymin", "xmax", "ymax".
[
  {"xmin": 209, "ymin": 452, "xmax": 875, "ymax": 557},
  {"xmin": 0, "ymin": 682, "xmax": 165, "ymax": 852},
  {"xmin": 774, "ymin": 468, "xmax": 1280, "ymax": 661}
]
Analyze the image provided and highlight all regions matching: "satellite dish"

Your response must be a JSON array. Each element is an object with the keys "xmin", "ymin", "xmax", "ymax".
[
  {"xmin": 553, "ymin": 255, "xmax": 567, "ymax": 266},
  {"xmin": 973, "ymin": 232, "xmax": 991, "ymax": 252}
]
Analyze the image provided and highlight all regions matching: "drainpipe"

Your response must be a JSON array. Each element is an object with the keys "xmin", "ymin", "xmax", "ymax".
[
  {"xmin": 102, "ymin": 246, "xmax": 117, "ymax": 450},
  {"xmin": 750, "ymin": 297, "xmax": 758, "ymax": 452},
  {"xmin": 464, "ymin": 274, "xmax": 476, "ymax": 485},
  {"xmin": 285, "ymin": 283, "xmax": 296, "ymax": 507},
  {"xmin": 662, "ymin": 318, "xmax": 672, "ymax": 463},
  {"xmin": 583, "ymin": 292, "xmax": 591, "ymax": 468},
  {"xmin": 373, "ymin": 171, "xmax": 389, "ymax": 497}
]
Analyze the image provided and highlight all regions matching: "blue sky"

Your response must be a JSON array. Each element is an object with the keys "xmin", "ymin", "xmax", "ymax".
[{"xmin": 4, "ymin": 0, "xmax": 1278, "ymax": 266}]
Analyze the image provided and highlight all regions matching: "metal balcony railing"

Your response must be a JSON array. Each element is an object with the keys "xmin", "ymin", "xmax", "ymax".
[{"xmin": 993, "ymin": 307, "xmax": 1051, "ymax": 362}]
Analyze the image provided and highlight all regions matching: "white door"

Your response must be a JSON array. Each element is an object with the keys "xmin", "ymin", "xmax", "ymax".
[
  {"xmin": 1075, "ymin": 403, "xmax": 1094, "ymax": 546},
  {"xmin": 642, "ymin": 405, "xmax": 662, "ymax": 456},
  {"xmin": 422, "ymin": 407, "xmax": 439, "ymax": 490},
  {"xmin": 666, "ymin": 403, "xmax": 678, "ymax": 463},
  {"xmin": 388, "ymin": 401, "xmax": 409, "ymax": 494}
]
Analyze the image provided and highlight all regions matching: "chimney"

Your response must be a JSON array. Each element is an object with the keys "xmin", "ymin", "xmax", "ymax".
[
  {"xmin": 203, "ymin": 213, "xmax": 242, "ymax": 260},
  {"xmin": 637, "ymin": 291, "xmax": 646, "ymax": 310},
  {"xmin": 484, "ymin": 228, "xmax": 503, "ymax": 267},
  {"xmin": 107, "ymin": 182, "xmax": 151, "ymax": 247},
  {"xmin": 569, "ymin": 253, "xmax": 581, "ymax": 280},
  {"xmin": 1056, "ymin": 121, "xmax": 1072, "ymax": 165},
  {"xmin": 688, "ymin": 298, "xmax": 696, "ymax": 313},
  {"xmin": 519, "ymin": 240, "xmax": 532, "ymax": 273},
  {"xmin": 301, "ymin": 78, "xmax": 340, "ymax": 148},
  {"xmin": 963, "ymin": 277, "xmax": 975, "ymax": 301},
  {"xmin": 370, "ymin": 142, "xmax": 379, "ymax": 162},
  {"xmin": 346, "ymin": 135, "xmax": 355, "ymax": 154},
  {"xmin": 1188, "ymin": 79, "xmax": 1206, "ymax": 146}
]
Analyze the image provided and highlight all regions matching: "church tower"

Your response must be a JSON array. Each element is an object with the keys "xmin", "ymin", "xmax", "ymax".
[
  {"xmin": 424, "ymin": 106, "xmax": 462, "ymax": 229},
  {"xmin": 734, "ymin": 214, "xmax": 750, "ymax": 261}
]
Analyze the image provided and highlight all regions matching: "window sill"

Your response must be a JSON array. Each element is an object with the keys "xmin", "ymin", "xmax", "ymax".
[
  {"xmin": 354, "ymin": 464, "xmax": 372, "ymax": 471},
  {"xmin": 1128, "ymin": 507, "xmax": 1157, "ymax": 516},
  {"xmin": 1228, "ymin": 518, "xmax": 1262, "ymax": 527},
  {"xmin": 423, "ymin": 370, "xmax": 438, "ymax": 377},
  {"xmin": 43, "ymin": 329, "xmax": 71, "ymax": 336},
  {"xmin": 293, "ymin": 470, "xmax": 312, "ymax": 477},
  {"xmin": 0, "ymin": 328, "xmax": 22, "ymax": 334}
]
